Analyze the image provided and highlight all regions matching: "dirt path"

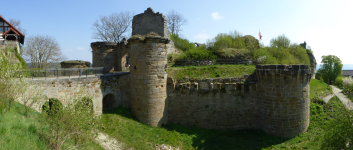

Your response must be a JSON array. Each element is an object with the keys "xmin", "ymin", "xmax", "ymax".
[
  {"xmin": 330, "ymin": 85, "xmax": 353, "ymax": 110},
  {"xmin": 94, "ymin": 132, "xmax": 124, "ymax": 150}
]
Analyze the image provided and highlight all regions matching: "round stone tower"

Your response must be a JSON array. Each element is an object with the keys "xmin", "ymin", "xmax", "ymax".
[
  {"xmin": 91, "ymin": 42, "xmax": 118, "ymax": 73},
  {"xmin": 256, "ymin": 65, "xmax": 311, "ymax": 137},
  {"xmin": 128, "ymin": 36, "xmax": 169, "ymax": 127}
]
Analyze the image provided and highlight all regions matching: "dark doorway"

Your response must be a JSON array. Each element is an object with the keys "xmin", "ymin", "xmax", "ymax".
[{"xmin": 103, "ymin": 94, "xmax": 115, "ymax": 110}]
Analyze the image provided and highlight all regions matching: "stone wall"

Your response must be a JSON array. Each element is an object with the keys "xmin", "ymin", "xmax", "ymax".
[
  {"xmin": 167, "ymin": 76, "xmax": 260, "ymax": 130},
  {"xmin": 91, "ymin": 42, "xmax": 118, "ymax": 73},
  {"xmin": 166, "ymin": 65, "xmax": 311, "ymax": 137},
  {"xmin": 20, "ymin": 73, "xmax": 130, "ymax": 115},
  {"xmin": 132, "ymin": 7, "xmax": 177, "ymax": 54},
  {"xmin": 60, "ymin": 61, "xmax": 91, "ymax": 68},
  {"xmin": 256, "ymin": 65, "xmax": 311, "ymax": 137},
  {"xmin": 129, "ymin": 36, "xmax": 169, "ymax": 127}
]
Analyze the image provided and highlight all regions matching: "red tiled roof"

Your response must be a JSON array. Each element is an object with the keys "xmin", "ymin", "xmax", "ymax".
[{"xmin": 0, "ymin": 15, "xmax": 25, "ymax": 44}]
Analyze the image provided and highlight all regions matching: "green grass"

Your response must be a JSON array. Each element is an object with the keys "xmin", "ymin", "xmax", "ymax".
[
  {"xmin": 99, "ymin": 97, "xmax": 347, "ymax": 150},
  {"xmin": 167, "ymin": 64, "xmax": 256, "ymax": 82},
  {"xmin": 310, "ymin": 79, "xmax": 333, "ymax": 100},
  {"xmin": 0, "ymin": 102, "xmax": 104, "ymax": 150},
  {"xmin": 99, "ymin": 108, "xmax": 289, "ymax": 150}
]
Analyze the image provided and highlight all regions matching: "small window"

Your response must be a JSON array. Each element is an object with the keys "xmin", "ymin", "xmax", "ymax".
[
  {"xmin": 0, "ymin": 22, "xmax": 3, "ymax": 26},
  {"xmin": 0, "ymin": 28, "xmax": 3, "ymax": 33},
  {"xmin": 4, "ymin": 27, "xmax": 10, "ymax": 32}
]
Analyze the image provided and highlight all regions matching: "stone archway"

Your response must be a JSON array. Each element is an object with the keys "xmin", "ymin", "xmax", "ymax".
[{"xmin": 103, "ymin": 94, "xmax": 116, "ymax": 110}]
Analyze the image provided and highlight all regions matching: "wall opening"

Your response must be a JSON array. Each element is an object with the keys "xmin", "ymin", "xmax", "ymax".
[
  {"xmin": 103, "ymin": 94, "xmax": 115, "ymax": 110},
  {"xmin": 121, "ymin": 53, "xmax": 130, "ymax": 71}
]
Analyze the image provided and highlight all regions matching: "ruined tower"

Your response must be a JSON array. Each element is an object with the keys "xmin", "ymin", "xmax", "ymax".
[
  {"xmin": 91, "ymin": 42, "xmax": 118, "ymax": 73},
  {"xmin": 256, "ymin": 65, "xmax": 311, "ymax": 137},
  {"xmin": 128, "ymin": 36, "xmax": 170, "ymax": 127},
  {"xmin": 132, "ymin": 7, "xmax": 177, "ymax": 54}
]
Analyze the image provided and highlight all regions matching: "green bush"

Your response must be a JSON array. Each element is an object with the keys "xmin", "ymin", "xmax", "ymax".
[
  {"xmin": 256, "ymin": 46, "xmax": 310, "ymax": 65},
  {"xmin": 14, "ymin": 52, "xmax": 27, "ymax": 69},
  {"xmin": 176, "ymin": 46, "xmax": 217, "ymax": 60},
  {"xmin": 335, "ymin": 76, "xmax": 343, "ymax": 88},
  {"xmin": 170, "ymin": 34, "xmax": 195, "ymax": 52}
]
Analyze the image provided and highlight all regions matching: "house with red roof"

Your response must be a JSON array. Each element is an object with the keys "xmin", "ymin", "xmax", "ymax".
[{"xmin": 0, "ymin": 15, "xmax": 25, "ymax": 53}]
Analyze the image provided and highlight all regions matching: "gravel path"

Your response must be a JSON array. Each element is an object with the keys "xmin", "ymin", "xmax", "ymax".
[
  {"xmin": 94, "ymin": 132, "xmax": 124, "ymax": 150},
  {"xmin": 330, "ymin": 85, "xmax": 353, "ymax": 110}
]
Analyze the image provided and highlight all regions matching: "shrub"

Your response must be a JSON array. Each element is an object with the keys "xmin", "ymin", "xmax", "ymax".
[
  {"xmin": 176, "ymin": 46, "xmax": 217, "ymax": 60},
  {"xmin": 14, "ymin": 52, "xmax": 27, "ymax": 69},
  {"xmin": 335, "ymin": 76, "xmax": 343, "ymax": 88},
  {"xmin": 170, "ymin": 34, "xmax": 195, "ymax": 52}
]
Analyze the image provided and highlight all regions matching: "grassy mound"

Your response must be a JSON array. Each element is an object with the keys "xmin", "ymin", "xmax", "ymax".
[
  {"xmin": 167, "ymin": 64, "xmax": 256, "ymax": 82},
  {"xmin": 310, "ymin": 79, "xmax": 333, "ymax": 101}
]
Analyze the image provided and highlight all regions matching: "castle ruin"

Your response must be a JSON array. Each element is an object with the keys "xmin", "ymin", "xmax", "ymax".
[
  {"xmin": 91, "ymin": 7, "xmax": 176, "ymax": 73},
  {"xmin": 87, "ymin": 7, "xmax": 312, "ymax": 138}
]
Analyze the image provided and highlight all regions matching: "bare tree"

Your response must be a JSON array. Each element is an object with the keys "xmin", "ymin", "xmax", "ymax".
[
  {"xmin": 8, "ymin": 18, "xmax": 27, "ymax": 35},
  {"xmin": 92, "ymin": 11, "xmax": 133, "ymax": 43},
  {"xmin": 166, "ymin": 10, "xmax": 188, "ymax": 35},
  {"xmin": 23, "ymin": 35, "xmax": 66, "ymax": 69}
]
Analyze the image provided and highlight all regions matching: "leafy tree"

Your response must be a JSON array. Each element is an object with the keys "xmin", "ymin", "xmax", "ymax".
[
  {"xmin": 317, "ymin": 55, "xmax": 343, "ymax": 84},
  {"xmin": 270, "ymin": 34, "xmax": 291, "ymax": 48}
]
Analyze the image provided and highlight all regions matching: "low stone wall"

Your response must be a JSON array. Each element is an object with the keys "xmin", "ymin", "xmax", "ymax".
[
  {"xmin": 173, "ymin": 59, "xmax": 257, "ymax": 66},
  {"xmin": 60, "ymin": 61, "xmax": 91, "ymax": 68}
]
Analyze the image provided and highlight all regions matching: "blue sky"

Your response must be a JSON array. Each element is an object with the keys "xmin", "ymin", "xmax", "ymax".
[{"xmin": 2, "ymin": 0, "xmax": 353, "ymax": 68}]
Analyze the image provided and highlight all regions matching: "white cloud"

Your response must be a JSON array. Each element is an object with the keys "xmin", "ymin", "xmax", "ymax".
[
  {"xmin": 193, "ymin": 33, "xmax": 210, "ymax": 42},
  {"xmin": 211, "ymin": 12, "xmax": 224, "ymax": 20},
  {"xmin": 76, "ymin": 47, "xmax": 85, "ymax": 50}
]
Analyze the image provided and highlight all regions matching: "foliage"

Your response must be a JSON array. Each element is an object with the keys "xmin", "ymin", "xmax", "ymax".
[
  {"xmin": 207, "ymin": 30, "xmax": 246, "ymax": 51},
  {"xmin": 39, "ymin": 91, "xmax": 98, "ymax": 149},
  {"xmin": 170, "ymin": 34, "xmax": 195, "ymax": 52},
  {"xmin": 0, "ymin": 49, "xmax": 26, "ymax": 112},
  {"xmin": 214, "ymin": 48, "xmax": 251, "ymax": 59},
  {"xmin": 14, "ymin": 50, "xmax": 27, "ymax": 69},
  {"xmin": 167, "ymin": 64, "xmax": 255, "ymax": 82},
  {"xmin": 320, "ymin": 98, "xmax": 353, "ymax": 149},
  {"xmin": 176, "ymin": 46, "xmax": 217, "ymax": 61},
  {"xmin": 0, "ymin": 102, "xmax": 103, "ymax": 150},
  {"xmin": 256, "ymin": 46, "xmax": 310, "ymax": 65},
  {"xmin": 318, "ymin": 55, "xmax": 343, "ymax": 84},
  {"xmin": 270, "ymin": 34, "xmax": 291, "ymax": 48},
  {"xmin": 334, "ymin": 76, "xmax": 344, "ymax": 88}
]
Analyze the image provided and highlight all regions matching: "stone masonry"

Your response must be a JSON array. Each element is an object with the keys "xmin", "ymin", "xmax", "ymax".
[
  {"xmin": 167, "ymin": 65, "xmax": 311, "ymax": 138},
  {"xmin": 21, "ymin": 74, "xmax": 130, "ymax": 115},
  {"xmin": 132, "ymin": 7, "xmax": 177, "ymax": 54},
  {"xmin": 129, "ymin": 36, "xmax": 170, "ymax": 127},
  {"xmin": 256, "ymin": 65, "xmax": 311, "ymax": 137}
]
